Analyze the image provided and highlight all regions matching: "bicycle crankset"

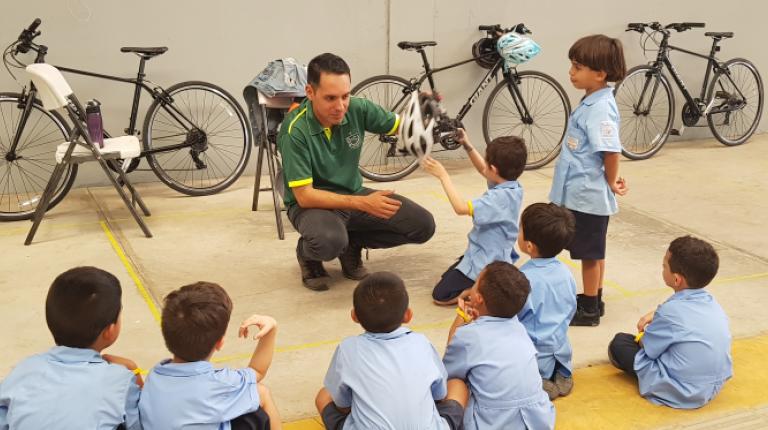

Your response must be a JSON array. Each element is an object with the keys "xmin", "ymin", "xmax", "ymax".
[
  {"xmin": 435, "ymin": 118, "xmax": 464, "ymax": 150},
  {"xmin": 681, "ymin": 100, "xmax": 702, "ymax": 127}
]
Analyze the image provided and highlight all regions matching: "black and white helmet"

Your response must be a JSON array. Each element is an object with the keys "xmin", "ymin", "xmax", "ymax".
[{"xmin": 398, "ymin": 92, "xmax": 438, "ymax": 158}]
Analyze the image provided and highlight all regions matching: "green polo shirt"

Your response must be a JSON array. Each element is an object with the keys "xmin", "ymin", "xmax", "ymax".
[{"xmin": 277, "ymin": 97, "xmax": 399, "ymax": 206}]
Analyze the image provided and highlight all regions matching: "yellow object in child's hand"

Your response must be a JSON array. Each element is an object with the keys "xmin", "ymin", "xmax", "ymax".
[
  {"xmin": 635, "ymin": 332, "xmax": 645, "ymax": 343},
  {"xmin": 456, "ymin": 306, "xmax": 472, "ymax": 323}
]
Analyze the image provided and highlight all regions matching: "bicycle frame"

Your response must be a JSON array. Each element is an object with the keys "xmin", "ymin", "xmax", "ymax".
[
  {"xmin": 402, "ymin": 49, "xmax": 534, "ymax": 124},
  {"xmin": 638, "ymin": 33, "xmax": 730, "ymax": 117},
  {"xmin": 7, "ymin": 44, "xmax": 200, "ymax": 160}
]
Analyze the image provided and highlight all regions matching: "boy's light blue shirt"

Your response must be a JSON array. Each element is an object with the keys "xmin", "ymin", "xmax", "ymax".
[
  {"xmin": 324, "ymin": 327, "xmax": 450, "ymax": 430},
  {"xmin": 549, "ymin": 87, "xmax": 622, "ymax": 216},
  {"xmin": 518, "ymin": 258, "xmax": 578, "ymax": 378},
  {"xmin": 634, "ymin": 288, "xmax": 733, "ymax": 409},
  {"xmin": 456, "ymin": 180, "xmax": 522, "ymax": 281},
  {"xmin": 139, "ymin": 360, "xmax": 260, "ymax": 430},
  {"xmin": 443, "ymin": 316, "xmax": 555, "ymax": 430},
  {"xmin": 0, "ymin": 346, "xmax": 141, "ymax": 430}
]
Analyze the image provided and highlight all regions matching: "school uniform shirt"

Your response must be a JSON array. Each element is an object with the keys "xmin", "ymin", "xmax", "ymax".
[
  {"xmin": 456, "ymin": 180, "xmax": 523, "ymax": 281},
  {"xmin": 518, "ymin": 258, "xmax": 578, "ymax": 378},
  {"xmin": 0, "ymin": 346, "xmax": 141, "ymax": 430},
  {"xmin": 634, "ymin": 288, "xmax": 733, "ymax": 409},
  {"xmin": 139, "ymin": 360, "xmax": 260, "ymax": 430},
  {"xmin": 443, "ymin": 316, "xmax": 555, "ymax": 430},
  {"xmin": 549, "ymin": 86, "xmax": 622, "ymax": 216},
  {"xmin": 324, "ymin": 327, "xmax": 450, "ymax": 430}
]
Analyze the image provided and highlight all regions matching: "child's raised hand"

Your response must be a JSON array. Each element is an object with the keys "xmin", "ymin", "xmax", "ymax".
[
  {"xmin": 238, "ymin": 314, "xmax": 277, "ymax": 340},
  {"xmin": 612, "ymin": 177, "xmax": 629, "ymax": 196},
  {"xmin": 420, "ymin": 156, "xmax": 448, "ymax": 179},
  {"xmin": 455, "ymin": 128, "xmax": 470, "ymax": 148}
]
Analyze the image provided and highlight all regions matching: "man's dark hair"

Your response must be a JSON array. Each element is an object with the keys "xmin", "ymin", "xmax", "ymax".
[
  {"xmin": 46, "ymin": 266, "xmax": 122, "ymax": 348},
  {"xmin": 161, "ymin": 282, "xmax": 233, "ymax": 362},
  {"xmin": 486, "ymin": 136, "xmax": 527, "ymax": 181},
  {"xmin": 568, "ymin": 34, "xmax": 627, "ymax": 82},
  {"xmin": 521, "ymin": 203, "xmax": 576, "ymax": 257},
  {"xmin": 307, "ymin": 53, "xmax": 351, "ymax": 88},
  {"xmin": 668, "ymin": 236, "xmax": 719, "ymax": 289},
  {"xmin": 353, "ymin": 272, "xmax": 409, "ymax": 333},
  {"xmin": 478, "ymin": 261, "xmax": 530, "ymax": 318}
]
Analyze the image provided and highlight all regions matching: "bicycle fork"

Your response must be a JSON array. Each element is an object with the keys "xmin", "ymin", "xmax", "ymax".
[
  {"xmin": 5, "ymin": 87, "xmax": 36, "ymax": 163},
  {"xmin": 503, "ymin": 72, "xmax": 534, "ymax": 124}
]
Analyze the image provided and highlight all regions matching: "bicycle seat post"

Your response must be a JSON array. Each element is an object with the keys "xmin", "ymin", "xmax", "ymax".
[
  {"xmin": 417, "ymin": 49, "xmax": 436, "ymax": 90},
  {"xmin": 126, "ymin": 57, "xmax": 148, "ymax": 135}
]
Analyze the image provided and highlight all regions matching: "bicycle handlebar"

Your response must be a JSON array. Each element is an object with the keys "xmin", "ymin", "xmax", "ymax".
[
  {"xmin": 15, "ymin": 18, "xmax": 42, "ymax": 54},
  {"xmin": 478, "ymin": 23, "xmax": 531, "ymax": 36},
  {"xmin": 626, "ymin": 21, "xmax": 706, "ymax": 33}
]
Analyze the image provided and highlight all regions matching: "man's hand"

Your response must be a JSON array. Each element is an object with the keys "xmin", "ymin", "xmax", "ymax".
[
  {"xmin": 611, "ymin": 176, "xmax": 629, "ymax": 196},
  {"xmin": 421, "ymin": 156, "xmax": 449, "ymax": 180},
  {"xmin": 239, "ymin": 315, "xmax": 278, "ymax": 340},
  {"xmin": 636, "ymin": 310, "xmax": 654, "ymax": 333},
  {"xmin": 359, "ymin": 190, "xmax": 402, "ymax": 219}
]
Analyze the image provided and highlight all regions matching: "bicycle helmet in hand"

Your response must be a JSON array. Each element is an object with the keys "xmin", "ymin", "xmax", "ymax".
[
  {"xmin": 497, "ymin": 32, "xmax": 541, "ymax": 67},
  {"xmin": 398, "ymin": 92, "xmax": 438, "ymax": 158},
  {"xmin": 472, "ymin": 38, "xmax": 499, "ymax": 69}
]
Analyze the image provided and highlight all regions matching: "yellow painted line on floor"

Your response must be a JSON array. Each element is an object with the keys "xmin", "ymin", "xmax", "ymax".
[
  {"xmin": 100, "ymin": 221, "xmax": 162, "ymax": 324},
  {"xmin": 284, "ymin": 333, "xmax": 768, "ymax": 430},
  {"xmin": 212, "ymin": 318, "xmax": 454, "ymax": 365}
]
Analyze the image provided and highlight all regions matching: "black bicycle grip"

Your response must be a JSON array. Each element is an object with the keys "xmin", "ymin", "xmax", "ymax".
[
  {"xmin": 28, "ymin": 18, "xmax": 41, "ymax": 32},
  {"xmin": 478, "ymin": 24, "xmax": 501, "ymax": 31},
  {"xmin": 684, "ymin": 22, "xmax": 706, "ymax": 28}
]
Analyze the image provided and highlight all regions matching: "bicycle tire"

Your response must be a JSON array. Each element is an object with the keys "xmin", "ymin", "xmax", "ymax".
[
  {"xmin": 0, "ymin": 92, "xmax": 76, "ymax": 221},
  {"xmin": 614, "ymin": 66, "xmax": 675, "ymax": 160},
  {"xmin": 482, "ymin": 71, "xmax": 570, "ymax": 169},
  {"xmin": 351, "ymin": 74, "xmax": 419, "ymax": 182},
  {"xmin": 706, "ymin": 58, "xmax": 764, "ymax": 146},
  {"xmin": 143, "ymin": 81, "xmax": 251, "ymax": 196}
]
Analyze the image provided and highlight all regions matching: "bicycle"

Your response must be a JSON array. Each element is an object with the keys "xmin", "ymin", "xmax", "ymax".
[
  {"xmin": 0, "ymin": 19, "xmax": 251, "ymax": 221},
  {"xmin": 615, "ymin": 21, "xmax": 763, "ymax": 160},
  {"xmin": 351, "ymin": 23, "xmax": 571, "ymax": 182}
]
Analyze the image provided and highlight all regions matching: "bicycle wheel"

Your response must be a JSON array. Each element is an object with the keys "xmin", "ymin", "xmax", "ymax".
[
  {"xmin": 143, "ymin": 81, "xmax": 251, "ymax": 196},
  {"xmin": 614, "ymin": 66, "xmax": 674, "ymax": 160},
  {"xmin": 483, "ymin": 71, "xmax": 570, "ymax": 169},
  {"xmin": 0, "ymin": 93, "xmax": 76, "ymax": 221},
  {"xmin": 351, "ymin": 75, "xmax": 418, "ymax": 182},
  {"xmin": 706, "ymin": 58, "xmax": 764, "ymax": 146}
]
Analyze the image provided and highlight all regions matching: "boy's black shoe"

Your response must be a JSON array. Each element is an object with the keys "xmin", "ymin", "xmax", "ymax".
[
  {"xmin": 578, "ymin": 293, "xmax": 605, "ymax": 317},
  {"xmin": 338, "ymin": 243, "xmax": 369, "ymax": 280},
  {"xmin": 571, "ymin": 294, "xmax": 600, "ymax": 326},
  {"xmin": 297, "ymin": 244, "xmax": 331, "ymax": 291}
]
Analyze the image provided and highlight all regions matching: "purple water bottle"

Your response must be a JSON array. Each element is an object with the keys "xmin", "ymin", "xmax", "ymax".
[{"xmin": 86, "ymin": 99, "xmax": 104, "ymax": 148}]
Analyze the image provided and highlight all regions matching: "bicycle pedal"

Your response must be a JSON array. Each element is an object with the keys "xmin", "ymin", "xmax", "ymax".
[{"xmin": 670, "ymin": 128, "xmax": 681, "ymax": 136}]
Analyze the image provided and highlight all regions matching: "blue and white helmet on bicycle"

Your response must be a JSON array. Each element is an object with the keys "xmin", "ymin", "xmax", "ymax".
[
  {"xmin": 398, "ymin": 92, "xmax": 437, "ymax": 158},
  {"xmin": 497, "ymin": 32, "xmax": 541, "ymax": 67}
]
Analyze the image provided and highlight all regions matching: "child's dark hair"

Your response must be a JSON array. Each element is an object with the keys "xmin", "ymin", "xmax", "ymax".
[
  {"xmin": 353, "ymin": 272, "xmax": 409, "ymax": 333},
  {"xmin": 478, "ymin": 261, "xmax": 530, "ymax": 318},
  {"xmin": 161, "ymin": 282, "xmax": 233, "ymax": 362},
  {"xmin": 46, "ymin": 266, "xmax": 122, "ymax": 348},
  {"xmin": 521, "ymin": 203, "xmax": 576, "ymax": 257},
  {"xmin": 668, "ymin": 236, "xmax": 719, "ymax": 289},
  {"xmin": 308, "ymin": 53, "xmax": 350, "ymax": 87},
  {"xmin": 568, "ymin": 35, "xmax": 626, "ymax": 82},
  {"xmin": 485, "ymin": 136, "xmax": 527, "ymax": 181}
]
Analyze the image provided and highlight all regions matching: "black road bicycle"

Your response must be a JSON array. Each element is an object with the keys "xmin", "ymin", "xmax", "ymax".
[
  {"xmin": 615, "ymin": 21, "xmax": 763, "ymax": 160},
  {"xmin": 352, "ymin": 24, "xmax": 571, "ymax": 181},
  {"xmin": 0, "ymin": 19, "xmax": 251, "ymax": 221}
]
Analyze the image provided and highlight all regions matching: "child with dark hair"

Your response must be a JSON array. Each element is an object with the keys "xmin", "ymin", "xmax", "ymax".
[
  {"xmin": 422, "ymin": 130, "xmax": 527, "ymax": 305},
  {"xmin": 517, "ymin": 203, "xmax": 578, "ymax": 400},
  {"xmin": 550, "ymin": 34, "xmax": 629, "ymax": 326},
  {"xmin": 609, "ymin": 236, "xmax": 732, "ymax": 409},
  {"xmin": 316, "ymin": 272, "xmax": 466, "ymax": 430},
  {"xmin": 0, "ymin": 267, "xmax": 143, "ymax": 430},
  {"xmin": 139, "ymin": 282, "xmax": 282, "ymax": 430},
  {"xmin": 444, "ymin": 261, "xmax": 555, "ymax": 430}
]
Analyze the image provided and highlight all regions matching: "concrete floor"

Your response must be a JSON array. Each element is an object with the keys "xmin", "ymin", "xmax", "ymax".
[{"xmin": 1, "ymin": 134, "xmax": 767, "ymax": 427}]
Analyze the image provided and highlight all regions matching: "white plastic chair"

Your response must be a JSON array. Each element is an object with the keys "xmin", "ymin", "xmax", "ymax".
[{"xmin": 24, "ymin": 63, "xmax": 152, "ymax": 245}]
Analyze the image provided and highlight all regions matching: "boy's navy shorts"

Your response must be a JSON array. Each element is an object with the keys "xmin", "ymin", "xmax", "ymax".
[{"xmin": 567, "ymin": 209, "xmax": 610, "ymax": 260}]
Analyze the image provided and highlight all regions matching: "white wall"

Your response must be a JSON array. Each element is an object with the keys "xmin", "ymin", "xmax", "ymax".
[{"xmin": 1, "ymin": 0, "xmax": 765, "ymax": 185}]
